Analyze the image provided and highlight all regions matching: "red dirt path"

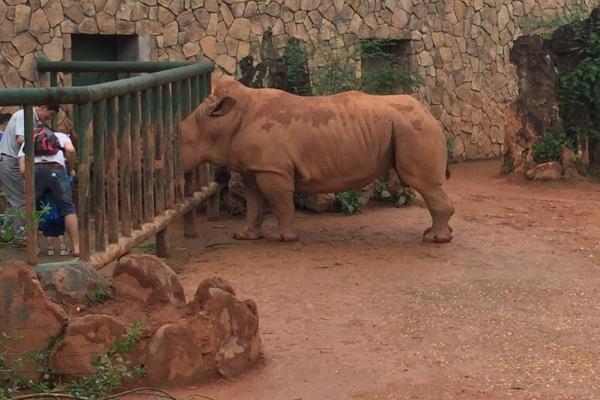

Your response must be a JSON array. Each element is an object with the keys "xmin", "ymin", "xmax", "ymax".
[{"xmin": 150, "ymin": 160, "xmax": 600, "ymax": 400}]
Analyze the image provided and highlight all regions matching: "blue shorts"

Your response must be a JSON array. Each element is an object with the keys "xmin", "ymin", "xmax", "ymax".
[{"xmin": 35, "ymin": 166, "xmax": 76, "ymax": 217}]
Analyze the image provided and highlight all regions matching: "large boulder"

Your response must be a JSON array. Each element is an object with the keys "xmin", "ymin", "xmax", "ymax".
[
  {"xmin": 191, "ymin": 282, "xmax": 260, "ymax": 379},
  {"xmin": 35, "ymin": 262, "xmax": 106, "ymax": 304},
  {"xmin": 112, "ymin": 254, "xmax": 186, "ymax": 306},
  {"xmin": 526, "ymin": 161, "xmax": 562, "ymax": 181},
  {"xmin": 50, "ymin": 314, "xmax": 129, "ymax": 374},
  {"xmin": 144, "ymin": 316, "xmax": 220, "ymax": 386},
  {"xmin": 0, "ymin": 262, "xmax": 67, "ymax": 374},
  {"xmin": 145, "ymin": 278, "xmax": 261, "ymax": 385}
]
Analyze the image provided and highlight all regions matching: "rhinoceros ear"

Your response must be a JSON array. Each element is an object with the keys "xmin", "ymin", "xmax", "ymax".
[{"xmin": 209, "ymin": 96, "xmax": 236, "ymax": 117}]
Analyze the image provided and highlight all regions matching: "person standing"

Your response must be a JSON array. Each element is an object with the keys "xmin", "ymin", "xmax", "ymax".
[
  {"xmin": 18, "ymin": 126, "xmax": 79, "ymax": 256},
  {"xmin": 0, "ymin": 105, "xmax": 58, "ymax": 239}
]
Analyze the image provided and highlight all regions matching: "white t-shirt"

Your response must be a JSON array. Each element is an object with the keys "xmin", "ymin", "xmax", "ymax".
[
  {"xmin": 0, "ymin": 109, "xmax": 40, "ymax": 158},
  {"xmin": 18, "ymin": 132, "xmax": 72, "ymax": 167}
]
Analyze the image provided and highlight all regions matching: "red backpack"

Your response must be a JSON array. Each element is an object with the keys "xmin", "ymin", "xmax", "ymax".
[{"xmin": 33, "ymin": 125, "xmax": 63, "ymax": 156}]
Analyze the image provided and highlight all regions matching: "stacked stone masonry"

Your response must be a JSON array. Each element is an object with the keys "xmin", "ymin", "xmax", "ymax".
[{"xmin": 0, "ymin": 0, "xmax": 596, "ymax": 160}]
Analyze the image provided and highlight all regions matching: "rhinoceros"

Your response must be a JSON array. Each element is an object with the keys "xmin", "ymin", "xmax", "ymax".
[{"xmin": 181, "ymin": 78, "xmax": 454, "ymax": 243}]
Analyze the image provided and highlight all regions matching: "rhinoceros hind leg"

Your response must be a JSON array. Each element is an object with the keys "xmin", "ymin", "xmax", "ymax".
[
  {"xmin": 418, "ymin": 184, "xmax": 455, "ymax": 243},
  {"xmin": 255, "ymin": 172, "xmax": 297, "ymax": 242}
]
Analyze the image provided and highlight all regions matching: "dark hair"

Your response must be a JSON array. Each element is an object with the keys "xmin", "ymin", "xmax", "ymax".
[
  {"xmin": 0, "ymin": 113, "xmax": 12, "ymax": 124},
  {"xmin": 39, "ymin": 104, "xmax": 60, "ymax": 112}
]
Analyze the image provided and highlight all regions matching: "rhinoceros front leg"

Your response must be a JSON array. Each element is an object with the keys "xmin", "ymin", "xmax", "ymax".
[
  {"xmin": 233, "ymin": 174, "xmax": 267, "ymax": 240},
  {"xmin": 255, "ymin": 172, "xmax": 298, "ymax": 242}
]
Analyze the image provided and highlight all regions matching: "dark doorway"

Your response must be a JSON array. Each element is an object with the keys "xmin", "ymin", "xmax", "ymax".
[{"xmin": 71, "ymin": 34, "xmax": 140, "ymax": 86}]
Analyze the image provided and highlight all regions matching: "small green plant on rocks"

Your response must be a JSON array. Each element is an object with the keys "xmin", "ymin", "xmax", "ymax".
[
  {"xmin": 85, "ymin": 286, "xmax": 111, "ymax": 306},
  {"xmin": 1, "ymin": 322, "xmax": 145, "ymax": 400}
]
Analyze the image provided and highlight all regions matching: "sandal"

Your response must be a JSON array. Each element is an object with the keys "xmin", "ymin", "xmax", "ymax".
[
  {"xmin": 47, "ymin": 247, "xmax": 55, "ymax": 256},
  {"xmin": 60, "ymin": 248, "xmax": 73, "ymax": 256}
]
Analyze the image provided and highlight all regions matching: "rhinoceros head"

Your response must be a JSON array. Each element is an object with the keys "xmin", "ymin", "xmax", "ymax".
[{"xmin": 180, "ymin": 80, "xmax": 241, "ymax": 172}]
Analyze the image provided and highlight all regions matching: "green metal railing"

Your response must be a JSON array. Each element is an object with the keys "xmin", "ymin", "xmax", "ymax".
[{"xmin": 0, "ymin": 59, "xmax": 217, "ymax": 266}]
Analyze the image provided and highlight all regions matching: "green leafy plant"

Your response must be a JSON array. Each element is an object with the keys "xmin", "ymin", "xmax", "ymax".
[
  {"xmin": 446, "ymin": 136, "xmax": 454, "ymax": 162},
  {"xmin": 85, "ymin": 286, "xmax": 111, "ymax": 306},
  {"xmin": 360, "ymin": 39, "xmax": 423, "ymax": 95},
  {"xmin": 283, "ymin": 37, "xmax": 312, "ymax": 96},
  {"xmin": 1, "ymin": 322, "xmax": 145, "ymax": 400},
  {"xmin": 372, "ymin": 179, "xmax": 416, "ymax": 208},
  {"xmin": 329, "ymin": 191, "xmax": 367, "ymax": 214},
  {"xmin": 532, "ymin": 131, "xmax": 573, "ymax": 163},
  {"xmin": 0, "ymin": 198, "xmax": 51, "ymax": 246},
  {"xmin": 310, "ymin": 41, "xmax": 358, "ymax": 95},
  {"xmin": 69, "ymin": 322, "xmax": 145, "ymax": 399}
]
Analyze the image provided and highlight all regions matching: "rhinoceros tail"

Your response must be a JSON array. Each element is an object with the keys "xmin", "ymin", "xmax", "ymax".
[{"xmin": 445, "ymin": 164, "xmax": 451, "ymax": 180}]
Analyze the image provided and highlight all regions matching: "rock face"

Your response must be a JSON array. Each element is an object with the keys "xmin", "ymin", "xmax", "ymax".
[
  {"xmin": 0, "ymin": 262, "xmax": 67, "ymax": 374},
  {"xmin": 50, "ymin": 314, "xmax": 128, "ymax": 374},
  {"xmin": 112, "ymin": 254, "xmax": 186, "ymax": 306},
  {"xmin": 505, "ymin": 7, "xmax": 600, "ymax": 172},
  {"xmin": 1, "ymin": 0, "xmax": 592, "ymax": 160},
  {"xmin": 505, "ymin": 36, "xmax": 563, "ymax": 173},
  {"xmin": 526, "ymin": 162, "xmax": 562, "ymax": 181},
  {"xmin": 34, "ymin": 262, "xmax": 106, "ymax": 304}
]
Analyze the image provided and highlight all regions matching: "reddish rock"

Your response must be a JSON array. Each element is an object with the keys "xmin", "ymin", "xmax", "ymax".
[
  {"xmin": 191, "ymin": 283, "xmax": 260, "ymax": 379},
  {"xmin": 145, "ymin": 316, "xmax": 220, "ymax": 386},
  {"xmin": 35, "ymin": 262, "xmax": 106, "ymax": 304},
  {"xmin": 0, "ymin": 262, "xmax": 67, "ymax": 374},
  {"xmin": 112, "ymin": 254, "xmax": 186, "ymax": 306},
  {"xmin": 193, "ymin": 276, "xmax": 236, "ymax": 305},
  {"xmin": 50, "ymin": 314, "xmax": 128, "ymax": 374},
  {"xmin": 526, "ymin": 162, "xmax": 562, "ymax": 181},
  {"xmin": 145, "ymin": 279, "xmax": 261, "ymax": 385}
]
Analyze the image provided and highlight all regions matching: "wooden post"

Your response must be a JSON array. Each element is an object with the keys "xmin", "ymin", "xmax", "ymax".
[
  {"xmin": 173, "ymin": 81, "xmax": 185, "ymax": 202},
  {"xmin": 162, "ymin": 84, "xmax": 175, "ymax": 210},
  {"xmin": 153, "ymin": 85, "xmax": 169, "ymax": 258},
  {"xmin": 106, "ymin": 97, "xmax": 119, "ymax": 245},
  {"xmin": 75, "ymin": 103, "xmax": 92, "ymax": 261},
  {"xmin": 24, "ymin": 106, "xmax": 37, "ymax": 265},
  {"xmin": 153, "ymin": 85, "xmax": 165, "ymax": 216},
  {"xmin": 49, "ymin": 72, "xmax": 58, "ymax": 130},
  {"xmin": 130, "ymin": 92, "xmax": 143, "ymax": 230},
  {"xmin": 141, "ymin": 89, "xmax": 155, "ymax": 222},
  {"xmin": 93, "ymin": 99, "xmax": 107, "ymax": 252},
  {"xmin": 118, "ymin": 94, "xmax": 132, "ymax": 237}
]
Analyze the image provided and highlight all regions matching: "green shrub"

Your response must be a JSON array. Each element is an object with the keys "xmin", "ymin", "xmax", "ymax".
[
  {"xmin": 1, "ymin": 322, "xmax": 145, "ymax": 399},
  {"xmin": 372, "ymin": 179, "xmax": 416, "ymax": 208},
  {"xmin": 360, "ymin": 39, "xmax": 422, "ymax": 95},
  {"xmin": 329, "ymin": 191, "xmax": 367, "ymax": 214},
  {"xmin": 532, "ymin": 131, "xmax": 573, "ymax": 163}
]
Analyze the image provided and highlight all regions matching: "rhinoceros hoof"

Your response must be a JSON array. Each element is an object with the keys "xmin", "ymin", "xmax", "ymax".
[
  {"xmin": 233, "ymin": 228, "xmax": 264, "ymax": 241},
  {"xmin": 266, "ymin": 232, "xmax": 299, "ymax": 242},
  {"xmin": 422, "ymin": 228, "xmax": 453, "ymax": 243}
]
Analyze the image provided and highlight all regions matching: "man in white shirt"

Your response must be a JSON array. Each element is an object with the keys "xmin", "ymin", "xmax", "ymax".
[
  {"xmin": 0, "ymin": 105, "xmax": 58, "ymax": 219},
  {"xmin": 18, "ymin": 130, "xmax": 79, "ymax": 256}
]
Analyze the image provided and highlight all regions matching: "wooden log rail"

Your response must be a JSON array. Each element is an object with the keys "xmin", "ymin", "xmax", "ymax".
[{"xmin": 0, "ymin": 59, "xmax": 218, "ymax": 268}]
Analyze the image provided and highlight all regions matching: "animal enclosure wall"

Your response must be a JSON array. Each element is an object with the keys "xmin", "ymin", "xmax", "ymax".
[{"xmin": 0, "ymin": 0, "xmax": 597, "ymax": 161}]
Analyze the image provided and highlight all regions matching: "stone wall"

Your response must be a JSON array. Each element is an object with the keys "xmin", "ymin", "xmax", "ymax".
[{"xmin": 0, "ymin": 0, "xmax": 597, "ymax": 160}]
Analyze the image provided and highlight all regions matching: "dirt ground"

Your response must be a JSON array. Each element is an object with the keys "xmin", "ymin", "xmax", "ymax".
[{"xmin": 148, "ymin": 160, "xmax": 600, "ymax": 400}]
